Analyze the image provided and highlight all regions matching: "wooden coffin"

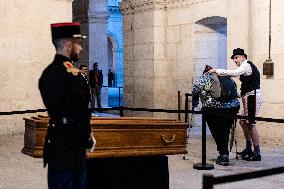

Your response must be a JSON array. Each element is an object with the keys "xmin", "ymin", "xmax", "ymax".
[{"xmin": 22, "ymin": 115, "xmax": 188, "ymax": 158}]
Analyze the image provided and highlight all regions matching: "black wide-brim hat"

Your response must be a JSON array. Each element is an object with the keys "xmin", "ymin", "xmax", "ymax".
[
  {"xmin": 231, "ymin": 48, "xmax": 247, "ymax": 59},
  {"xmin": 51, "ymin": 22, "xmax": 86, "ymax": 40}
]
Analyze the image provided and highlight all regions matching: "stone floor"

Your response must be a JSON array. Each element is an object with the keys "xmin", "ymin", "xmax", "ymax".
[{"xmin": 1, "ymin": 127, "xmax": 284, "ymax": 189}]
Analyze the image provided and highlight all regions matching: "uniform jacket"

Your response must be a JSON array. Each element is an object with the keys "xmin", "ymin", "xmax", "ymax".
[
  {"xmin": 78, "ymin": 73, "xmax": 91, "ymax": 102},
  {"xmin": 39, "ymin": 54, "xmax": 92, "ymax": 169}
]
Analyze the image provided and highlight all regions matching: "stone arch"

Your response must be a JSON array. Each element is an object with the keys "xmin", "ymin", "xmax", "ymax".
[
  {"xmin": 107, "ymin": 32, "xmax": 116, "ymax": 72},
  {"xmin": 106, "ymin": 31, "xmax": 123, "ymax": 87},
  {"xmin": 107, "ymin": 31, "xmax": 120, "ymax": 50},
  {"xmin": 193, "ymin": 16, "xmax": 228, "ymax": 81}
]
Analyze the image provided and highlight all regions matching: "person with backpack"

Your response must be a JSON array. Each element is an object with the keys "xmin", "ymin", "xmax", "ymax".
[
  {"xmin": 209, "ymin": 48, "xmax": 262, "ymax": 161},
  {"xmin": 192, "ymin": 65, "xmax": 240, "ymax": 166}
]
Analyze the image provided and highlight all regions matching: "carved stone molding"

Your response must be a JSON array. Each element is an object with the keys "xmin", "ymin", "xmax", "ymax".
[
  {"xmin": 120, "ymin": 0, "xmax": 215, "ymax": 14},
  {"xmin": 167, "ymin": 0, "xmax": 214, "ymax": 10},
  {"xmin": 108, "ymin": 6, "xmax": 122, "ymax": 14},
  {"xmin": 88, "ymin": 11, "xmax": 110, "ymax": 23},
  {"xmin": 120, "ymin": 0, "xmax": 167, "ymax": 15}
]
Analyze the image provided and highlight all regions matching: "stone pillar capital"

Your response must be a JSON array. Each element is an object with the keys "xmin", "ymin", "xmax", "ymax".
[{"xmin": 88, "ymin": 11, "xmax": 110, "ymax": 23}]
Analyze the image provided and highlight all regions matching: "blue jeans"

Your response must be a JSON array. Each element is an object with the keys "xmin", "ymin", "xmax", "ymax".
[{"xmin": 48, "ymin": 163, "xmax": 86, "ymax": 189}]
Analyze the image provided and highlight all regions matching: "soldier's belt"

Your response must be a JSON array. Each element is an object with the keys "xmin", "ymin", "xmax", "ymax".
[{"xmin": 51, "ymin": 117, "xmax": 75, "ymax": 126}]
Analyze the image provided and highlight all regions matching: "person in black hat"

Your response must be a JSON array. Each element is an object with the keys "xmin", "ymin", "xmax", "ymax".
[
  {"xmin": 210, "ymin": 48, "xmax": 262, "ymax": 161},
  {"xmin": 39, "ymin": 22, "xmax": 95, "ymax": 188}
]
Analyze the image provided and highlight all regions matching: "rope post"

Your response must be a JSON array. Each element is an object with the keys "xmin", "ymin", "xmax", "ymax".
[
  {"xmin": 203, "ymin": 174, "xmax": 214, "ymax": 189},
  {"xmin": 193, "ymin": 109, "xmax": 214, "ymax": 170},
  {"xmin": 184, "ymin": 93, "xmax": 190, "ymax": 123},
  {"xmin": 118, "ymin": 87, "xmax": 123, "ymax": 117},
  {"xmin": 178, "ymin": 91, "xmax": 181, "ymax": 121}
]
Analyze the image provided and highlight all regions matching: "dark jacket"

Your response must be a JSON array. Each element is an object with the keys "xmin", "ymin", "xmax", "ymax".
[
  {"xmin": 89, "ymin": 69, "xmax": 103, "ymax": 89},
  {"xmin": 192, "ymin": 73, "xmax": 240, "ymax": 109},
  {"xmin": 240, "ymin": 61, "xmax": 260, "ymax": 96},
  {"xmin": 39, "ymin": 54, "xmax": 92, "ymax": 170}
]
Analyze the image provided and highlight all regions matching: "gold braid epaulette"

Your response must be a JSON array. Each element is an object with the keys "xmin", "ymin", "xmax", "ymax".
[{"xmin": 63, "ymin": 61, "xmax": 79, "ymax": 76}]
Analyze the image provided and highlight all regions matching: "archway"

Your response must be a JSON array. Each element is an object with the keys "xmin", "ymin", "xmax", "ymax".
[
  {"xmin": 193, "ymin": 16, "xmax": 227, "ymax": 127},
  {"xmin": 107, "ymin": 34, "xmax": 121, "ymax": 107},
  {"xmin": 107, "ymin": 36, "xmax": 114, "ymax": 81},
  {"xmin": 194, "ymin": 16, "xmax": 227, "ymax": 81}
]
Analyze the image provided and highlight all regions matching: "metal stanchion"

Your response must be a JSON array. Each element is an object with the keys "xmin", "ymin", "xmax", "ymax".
[
  {"xmin": 184, "ymin": 93, "xmax": 190, "ymax": 123},
  {"xmin": 203, "ymin": 174, "xmax": 214, "ymax": 189},
  {"xmin": 183, "ymin": 93, "xmax": 191, "ymax": 160},
  {"xmin": 178, "ymin": 91, "xmax": 181, "ymax": 121},
  {"xmin": 193, "ymin": 110, "xmax": 214, "ymax": 170},
  {"xmin": 118, "ymin": 87, "xmax": 123, "ymax": 117}
]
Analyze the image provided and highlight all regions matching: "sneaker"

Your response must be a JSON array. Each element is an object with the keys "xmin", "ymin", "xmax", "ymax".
[
  {"xmin": 237, "ymin": 149, "xmax": 254, "ymax": 160},
  {"xmin": 216, "ymin": 155, "xmax": 229, "ymax": 166},
  {"xmin": 244, "ymin": 153, "xmax": 261, "ymax": 161}
]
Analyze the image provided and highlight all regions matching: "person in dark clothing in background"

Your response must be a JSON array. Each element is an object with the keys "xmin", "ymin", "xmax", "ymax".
[
  {"xmin": 79, "ymin": 64, "xmax": 89, "ymax": 84},
  {"xmin": 192, "ymin": 65, "xmax": 240, "ymax": 166},
  {"xmin": 108, "ymin": 69, "xmax": 114, "ymax": 87},
  {"xmin": 38, "ymin": 22, "xmax": 95, "ymax": 189},
  {"xmin": 89, "ymin": 63, "xmax": 103, "ymax": 110},
  {"xmin": 79, "ymin": 64, "xmax": 91, "ymax": 107}
]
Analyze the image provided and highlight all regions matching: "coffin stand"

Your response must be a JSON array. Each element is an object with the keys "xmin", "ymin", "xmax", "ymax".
[{"xmin": 22, "ymin": 115, "xmax": 188, "ymax": 189}]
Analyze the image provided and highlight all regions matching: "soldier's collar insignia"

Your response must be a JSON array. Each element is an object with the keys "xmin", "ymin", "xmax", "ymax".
[{"xmin": 63, "ymin": 61, "xmax": 79, "ymax": 76}]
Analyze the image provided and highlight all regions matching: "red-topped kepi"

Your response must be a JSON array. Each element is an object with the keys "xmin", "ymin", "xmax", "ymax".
[{"xmin": 51, "ymin": 22, "xmax": 86, "ymax": 40}]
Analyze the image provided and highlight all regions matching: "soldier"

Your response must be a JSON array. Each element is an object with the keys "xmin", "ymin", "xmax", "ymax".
[
  {"xmin": 79, "ymin": 64, "xmax": 89, "ymax": 84},
  {"xmin": 39, "ymin": 22, "xmax": 95, "ymax": 189},
  {"xmin": 79, "ymin": 64, "xmax": 92, "ymax": 107}
]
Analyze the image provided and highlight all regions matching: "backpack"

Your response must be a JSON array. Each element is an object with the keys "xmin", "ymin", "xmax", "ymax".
[{"xmin": 210, "ymin": 74, "xmax": 238, "ymax": 102}]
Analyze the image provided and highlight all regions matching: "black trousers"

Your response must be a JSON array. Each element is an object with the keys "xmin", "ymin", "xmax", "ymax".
[
  {"xmin": 48, "ymin": 163, "xmax": 86, "ymax": 189},
  {"xmin": 204, "ymin": 107, "xmax": 239, "ymax": 156}
]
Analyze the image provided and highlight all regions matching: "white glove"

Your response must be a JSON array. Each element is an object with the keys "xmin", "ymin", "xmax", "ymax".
[{"xmin": 88, "ymin": 133, "xmax": 96, "ymax": 152}]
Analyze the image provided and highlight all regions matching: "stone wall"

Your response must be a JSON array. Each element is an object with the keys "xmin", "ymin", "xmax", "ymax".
[
  {"xmin": 121, "ymin": 0, "xmax": 284, "ymax": 123},
  {"xmin": 0, "ymin": 0, "xmax": 73, "ymax": 135}
]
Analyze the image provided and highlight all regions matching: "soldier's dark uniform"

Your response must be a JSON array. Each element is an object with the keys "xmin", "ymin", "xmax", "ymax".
[{"xmin": 38, "ymin": 22, "xmax": 92, "ymax": 189}]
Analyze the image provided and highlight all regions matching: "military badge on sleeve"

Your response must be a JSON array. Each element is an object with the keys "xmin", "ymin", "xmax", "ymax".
[{"xmin": 63, "ymin": 61, "xmax": 79, "ymax": 76}]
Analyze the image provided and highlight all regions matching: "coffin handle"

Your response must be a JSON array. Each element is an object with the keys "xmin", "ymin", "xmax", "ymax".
[{"xmin": 161, "ymin": 134, "xmax": 176, "ymax": 144}]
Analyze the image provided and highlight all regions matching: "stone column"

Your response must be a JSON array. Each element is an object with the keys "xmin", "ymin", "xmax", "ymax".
[
  {"xmin": 73, "ymin": 0, "xmax": 89, "ymax": 66},
  {"xmin": 249, "ymin": 0, "xmax": 284, "ymax": 119},
  {"xmin": 88, "ymin": 0, "xmax": 109, "ymax": 107},
  {"xmin": 153, "ymin": 5, "xmax": 169, "ymax": 118},
  {"xmin": 121, "ymin": 0, "xmax": 167, "ymax": 117}
]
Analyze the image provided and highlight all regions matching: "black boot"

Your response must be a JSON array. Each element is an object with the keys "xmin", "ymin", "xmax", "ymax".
[
  {"xmin": 237, "ymin": 148, "xmax": 253, "ymax": 160},
  {"xmin": 216, "ymin": 155, "xmax": 229, "ymax": 166},
  {"xmin": 245, "ymin": 152, "xmax": 261, "ymax": 161}
]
